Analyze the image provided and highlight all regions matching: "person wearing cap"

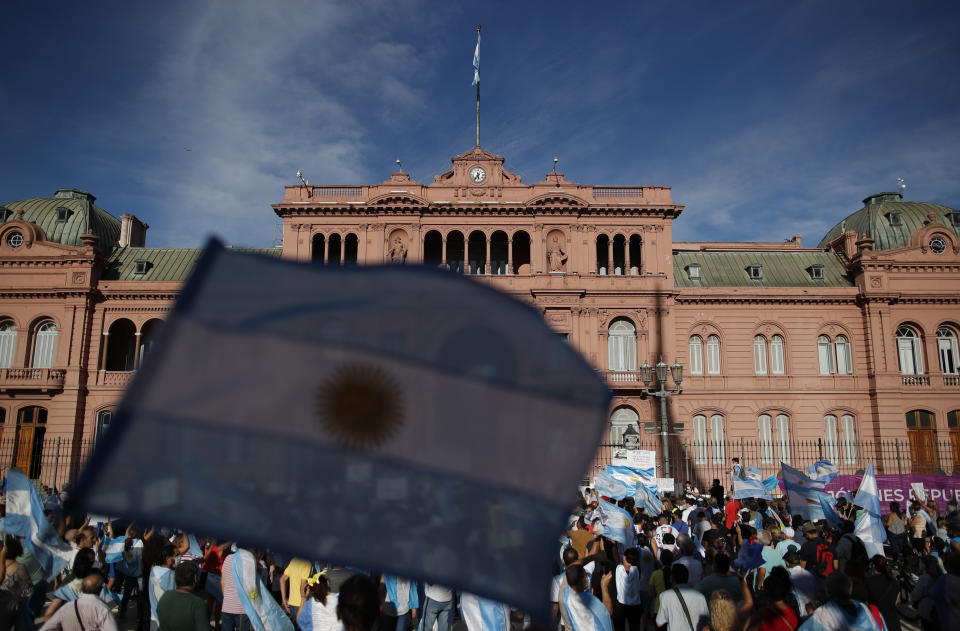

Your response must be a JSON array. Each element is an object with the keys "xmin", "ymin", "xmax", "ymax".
[{"xmin": 774, "ymin": 527, "xmax": 800, "ymax": 558}]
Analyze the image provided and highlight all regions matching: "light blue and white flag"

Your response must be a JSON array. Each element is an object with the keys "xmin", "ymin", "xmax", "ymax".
[
  {"xmin": 606, "ymin": 464, "xmax": 656, "ymax": 481},
  {"xmin": 74, "ymin": 242, "xmax": 610, "ymax": 620},
  {"xmin": 596, "ymin": 499, "xmax": 636, "ymax": 547},
  {"xmin": 186, "ymin": 533, "xmax": 203, "ymax": 559},
  {"xmin": 780, "ymin": 462, "xmax": 825, "ymax": 520},
  {"xmin": 460, "ymin": 592, "xmax": 510, "ymax": 631},
  {"xmin": 594, "ymin": 471, "xmax": 629, "ymax": 500},
  {"xmin": 819, "ymin": 493, "xmax": 842, "ymax": 528},
  {"xmin": 762, "ymin": 475, "xmax": 779, "ymax": 493},
  {"xmin": 472, "ymin": 30, "xmax": 480, "ymax": 86},
  {"xmin": 103, "ymin": 535, "xmax": 127, "ymax": 564},
  {"xmin": 1, "ymin": 469, "xmax": 74, "ymax": 579},
  {"xmin": 805, "ymin": 460, "xmax": 840, "ymax": 485},
  {"xmin": 733, "ymin": 477, "xmax": 772, "ymax": 501},
  {"xmin": 149, "ymin": 566, "xmax": 177, "ymax": 622},
  {"xmin": 297, "ymin": 598, "xmax": 315, "ymax": 631},
  {"xmin": 52, "ymin": 578, "xmax": 121, "ymax": 606},
  {"xmin": 799, "ymin": 600, "xmax": 886, "ymax": 631},
  {"xmin": 853, "ymin": 462, "xmax": 882, "ymax": 518},
  {"xmin": 233, "ymin": 549, "xmax": 294, "ymax": 631},
  {"xmin": 633, "ymin": 485, "xmax": 663, "ymax": 516},
  {"xmin": 746, "ymin": 465, "xmax": 763, "ymax": 482},
  {"xmin": 560, "ymin": 586, "xmax": 613, "ymax": 631},
  {"xmin": 854, "ymin": 510, "xmax": 886, "ymax": 558}
]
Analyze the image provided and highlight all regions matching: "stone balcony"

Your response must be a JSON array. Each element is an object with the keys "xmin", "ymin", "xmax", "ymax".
[
  {"xmin": 96, "ymin": 370, "xmax": 136, "ymax": 387},
  {"xmin": 0, "ymin": 368, "xmax": 66, "ymax": 393}
]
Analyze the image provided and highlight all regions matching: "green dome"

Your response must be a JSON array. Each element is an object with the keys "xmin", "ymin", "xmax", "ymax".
[
  {"xmin": 0, "ymin": 189, "xmax": 120, "ymax": 256},
  {"xmin": 819, "ymin": 192, "xmax": 959, "ymax": 251}
]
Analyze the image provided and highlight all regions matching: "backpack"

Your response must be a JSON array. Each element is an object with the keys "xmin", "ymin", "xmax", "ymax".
[{"xmin": 815, "ymin": 543, "xmax": 835, "ymax": 577}]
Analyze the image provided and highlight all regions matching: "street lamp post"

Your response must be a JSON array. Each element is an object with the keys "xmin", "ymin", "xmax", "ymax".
[{"xmin": 640, "ymin": 358, "xmax": 683, "ymax": 478}]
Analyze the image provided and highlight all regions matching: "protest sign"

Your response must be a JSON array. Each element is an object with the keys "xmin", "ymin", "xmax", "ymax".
[{"xmin": 823, "ymin": 473, "xmax": 960, "ymax": 513}]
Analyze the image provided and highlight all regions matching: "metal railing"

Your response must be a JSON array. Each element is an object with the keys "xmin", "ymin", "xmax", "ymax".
[
  {"xmin": 587, "ymin": 437, "xmax": 960, "ymax": 492},
  {"xmin": 0, "ymin": 437, "xmax": 96, "ymax": 493}
]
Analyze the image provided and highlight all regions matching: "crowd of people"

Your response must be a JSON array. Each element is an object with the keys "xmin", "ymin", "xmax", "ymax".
[
  {"xmin": 2, "ymin": 459, "xmax": 960, "ymax": 631},
  {"xmin": 554, "ymin": 462, "xmax": 960, "ymax": 631}
]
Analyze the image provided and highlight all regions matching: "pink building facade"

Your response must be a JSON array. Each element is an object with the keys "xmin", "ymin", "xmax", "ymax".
[{"xmin": 2, "ymin": 147, "xmax": 959, "ymax": 487}]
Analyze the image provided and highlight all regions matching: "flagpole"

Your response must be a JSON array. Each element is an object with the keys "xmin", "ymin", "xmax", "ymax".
[{"xmin": 475, "ymin": 25, "xmax": 481, "ymax": 147}]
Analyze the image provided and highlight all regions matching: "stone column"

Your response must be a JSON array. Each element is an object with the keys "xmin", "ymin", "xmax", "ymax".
[
  {"xmin": 98, "ymin": 332, "xmax": 109, "ymax": 371},
  {"xmin": 485, "ymin": 236, "xmax": 491, "ymax": 275},
  {"xmin": 132, "ymin": 331, "xmax": 142, "ymax": 369},
  {"xmin": 441, "ymin": 235, "xmax": 447, "ymax": 269},
  {"xmin": 606, "ymin": 237, "xmax": 613, "ymax": 275},
  {"xmin": 626, "ymin": 236, "xmax": 632, "ymax": 276},
  {"xmin": 507, "ymin": 236, "xmax": 514, "ymax": 275}
]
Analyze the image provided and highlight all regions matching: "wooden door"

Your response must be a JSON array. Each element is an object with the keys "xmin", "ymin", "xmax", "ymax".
[
  {"xmin": 14, "ymin": 407, "xmax": 46, "ymax": 478},
  {"xmin": 909, "ymin": 429, "xmax": 938, "ymax": 474}
]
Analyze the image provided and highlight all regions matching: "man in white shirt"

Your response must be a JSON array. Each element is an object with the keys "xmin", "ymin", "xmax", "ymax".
[
  {"xmin": 422, "ymin": 583, "xmax": 453, "ymax": 631},
  {"xmin": 655, "ymin": 565, "xmax": 709, "ymax": 631},
  {"xmin": 551, "ymin": 548, "xmax": 582, "ymax": 630},
  {"xmin": 612, "ymin": 548, "xmax": 642, "ymax": 631},
  {"xmin": 40, "ymin": 575, "xmax": 118, "ymax": 631}
]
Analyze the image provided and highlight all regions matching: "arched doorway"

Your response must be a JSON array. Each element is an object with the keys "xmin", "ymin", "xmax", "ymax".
[
  {"xmin": 445, "ymin": 231, "xmax": 465, "ymax": 273},
  {"xmin": 312, "ymin": 234, "xmax": 326, "ymax": 263},
  {"xmin": 14, "ymin": 406, "xmax": 46, "ymax": 478},
  {"xmin": 468, "ymin": 231, "xmax": 486, "ymax": 275},
  {"xmin": 511, "ymin": 231, "xmax": 530, "ymax": 274},
  {"xmin": 105, "ymin": 319, "xmax": 137, "ymax": 371},
  {"xmin": 328, "ymin": 234, "xmax": 343, "ymax": 266},
  {"xmin": 139, "ymin": 319, "xmax": 163, "ymax": 367},
  {"xmin": 423, "ymin": 231, "xmax": 443, "ymax": 268},
  {"xmin": 344, "ymin": 234, "xmax": 359, "ymax": 264},
  {"xmin": 490, "ymin": 231, "xmax": 508, "ymax": 275},
  {"xmin": 596, "ymin": 235, "xmax": 610, "ymax": 274}
]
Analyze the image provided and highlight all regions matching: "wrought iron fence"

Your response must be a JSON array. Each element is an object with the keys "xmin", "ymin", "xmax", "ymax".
[
  {"xmin": 0, "ymin": 437, "xmax": 96, "ymax": 493},
  {"xmin": 587, "ymin": 437, "xmax": 960, "ymax": 493}
]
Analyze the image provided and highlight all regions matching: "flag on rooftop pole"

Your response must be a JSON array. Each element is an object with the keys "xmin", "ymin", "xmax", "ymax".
[
  {"xmin": 73, "ymin": 241, "xmax": 611, "ymax": 619},
  {"xmin": 1, "ymin": 469, "xmax": 74, "ymax": 579},
  {"xmin": 853, "ymin": 462, "xmax": 882, "ymax": 517},
  {"xmin": 780, "ymin": 462, "xmax": 825, "ymax": 520},
  {"xmin": 472, "ymin": 27, "xmax": 480, "ymax": 86}
]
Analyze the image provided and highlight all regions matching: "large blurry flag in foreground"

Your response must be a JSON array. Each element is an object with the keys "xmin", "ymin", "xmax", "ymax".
[{"xmin": 74, "ymin": 242, "xmax": 610, "ymax": 618}]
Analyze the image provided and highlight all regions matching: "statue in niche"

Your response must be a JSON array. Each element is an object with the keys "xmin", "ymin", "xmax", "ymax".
[
  {"xmin": 547, "ymin": 236, "xmax": 567, "ymax": 272},
  {"xmin": 387, "ymin": 235, "xmax": 407, "ymax": 263}
]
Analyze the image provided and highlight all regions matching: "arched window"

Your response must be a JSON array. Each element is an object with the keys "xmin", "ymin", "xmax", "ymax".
[
  {"xmin": 31, "ymin": 321, "xmax": 57, "ymax": 368},
  {"xmin": 693, "ymin": 415, "xmax": 707, "ymax": 464},
  {"xmin": 710, "ymin": 414, "xmax": 725, "ymax": 464},
  {"xmin": 938, "ymin": 327, "xmax": 959, "ymax": 374},
  {"xmin": 689, "ymin": 336, "xmax": 703, "ymax": 375},
  {"xmin": 770, "ymin": 335, "xmax": 785, "ymax": 375},
  {"xmin": 754, "ymin": 335, "xmax": 768, "ymax": 375},
  {"xmin": 0, "ymin": 320, "xmax": 15, "ymax": 369},
  {"xmin": 610, "ymin": 407, "xmax": 639, "ymax": 444},
  {"xmin": 105, "ymin": 319, "xmax": 136, "ymax": 371},
  {"xmin": 607, "ymin": 319, "xmax": 636, "ymax": 373},
  {"xmin": 758, "ymin": 414, "xmax": 773, "ymax": 464},
  {"xmin": 840, "ymin": 414, "xmax": 856, "ymax": 464},
  {"xmin": 776, "ymin": 414, "xmax": 791, "ymax": 464},
  {"xmin": 139, "ymin": 319, "xmax": 163, "ymax": 368},
  {"xmin": 706, "ymin": 335, "xmax": 721, "ymax": 375},
  {"xmin": 96, "ymin": 409, "xmax": 113, "ymax": 443},
  {"xmin": 835, "ymin": 336, "xmax": 852, "ymax": 375},
  {"xmin": 906, "ymin": 409, "xmax": 938, "ymax": 474},
  {"xmin": 897, "ymin": 326, "xmax": 924, "ymax": 375},
  {"xmin": 824, "ymin": 415, "xmax": 839, "ymax": 462},
  {"xmin": 818, "ymin": 335, "xmax": 834, "ymax": 374}
]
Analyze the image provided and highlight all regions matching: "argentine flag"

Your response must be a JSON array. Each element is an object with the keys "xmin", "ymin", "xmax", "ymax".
[
  {"xmin": 805, "ymin": 460, "xmax": 840, "ymax": 484},
  {"xmin": 781, "ymin": 462, "xmax": 826, "ymax": 520},
  {"xmin": 593, "ymin": 471, "xmax": 629, "ymax": 500},
  {"xmin": 233, "ymin": 548, "xmax": 293, "ymax": 631},
  {"xmin": 733, "ymin": 477, "xmax": 772, "ymax": 501},
  {"xmin": 745, "ymin": 465, "xmax": 763, "ymax": 481},
  {"xmin": 472, "ymin": 30, "xmax": 480, "ymax": 86},
  {"xmin": 460, "ymin": 593, "xmax": 510, "ymax": 631},
  {"xmin": 74, "ymin": 241, "xmax": 610, "ymax": 619},
  {"xmin": 819, "ymin": 493, "xmax": 842, "ymax": 528},
  {"xmin": 596, "ymin": 499, "xmax": 636, "ymax": 547},
  {"xmin": 2, "ymin": 470, "xmax": 73, "ymax": 579},
  {"xmin": 853, "ymin": 462, "xmax": 882, "ymax": 518},
  {"xmin": 633, "ymin": 485, "xmax": 663, "ymax": 516},
  {"xmin": 103, "ymin": 536, "xmax": 127, "ymax": 564},
  {"xmin": 606, "ymin": 463, "xmax": 656, "ymax": 481},
  {"xmin": 560, "ymin": 586, "xmax": 613, "ymax": 631},
  {"xmin": 854, "ymin": 510, "xmax": 886, "ymax": 558}
]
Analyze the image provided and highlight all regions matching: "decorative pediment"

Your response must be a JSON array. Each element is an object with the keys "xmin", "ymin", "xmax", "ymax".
[
  {"xmin": 526, "ymin": 193, "xmax": 588, "ymax": 208},
  {"xmin": 451, "ymin": 146, "xmax": 504, "ymax": 163},
  {"xmin": 0, "ymin": 218, "xmax": 92, "ymax": 257},
  {"xmin": 367, "ymin": 192, "xmax": 429, "ymax": 208}
]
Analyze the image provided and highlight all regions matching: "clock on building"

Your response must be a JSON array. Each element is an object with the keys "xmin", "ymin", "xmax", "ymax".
[{"xmin": 469, "ymin": 166, "xmax": 486, "ymax": 183}]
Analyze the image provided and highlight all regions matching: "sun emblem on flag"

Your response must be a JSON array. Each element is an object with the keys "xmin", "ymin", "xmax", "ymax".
[{"xmin": 315, "ymin": 364, "xmax": 404, "ymax": 449}]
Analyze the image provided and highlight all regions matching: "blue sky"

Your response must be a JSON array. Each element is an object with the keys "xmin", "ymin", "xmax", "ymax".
[{"xmin": 1, "ymin": 2, "xmax": 958, "ymax": 248}]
